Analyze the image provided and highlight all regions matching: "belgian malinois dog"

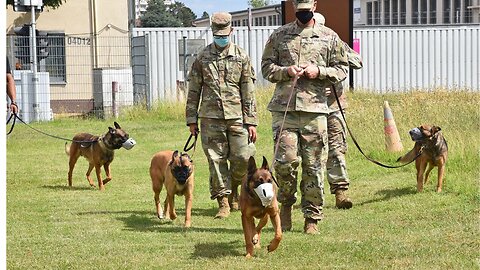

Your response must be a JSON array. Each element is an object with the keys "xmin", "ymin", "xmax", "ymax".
[
  {"xmin": 65, "ymin": 122, "xmax": 134, "ymax": 191},
  {"xmin": 150, "ymin": 150, "xmax": 194, "ymax": 228},
  {"xmin": 240, "ymin": 156, "xmax": 282, "ymax": 258},
  {"xmin": 397, "ymin": 124, "xmax": 448, "ymax": 192}
]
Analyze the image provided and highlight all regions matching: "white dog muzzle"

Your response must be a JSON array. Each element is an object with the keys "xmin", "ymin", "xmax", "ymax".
[
  {"xmin": 254, "ymin": 183, "xmax": 274, "ymax": 207},
  {"xmin": 122, "ymin": 138, "xmax": 136, "ymax": 150}
]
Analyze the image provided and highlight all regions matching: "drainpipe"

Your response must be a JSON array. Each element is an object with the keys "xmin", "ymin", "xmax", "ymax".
[{"xmin": 90, "ymin": 0, "xmax": 99, "ymax": 68}]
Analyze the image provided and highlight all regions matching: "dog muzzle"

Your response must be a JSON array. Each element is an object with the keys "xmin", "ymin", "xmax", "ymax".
[
  {"xmin": 122, "ymin": 138, "xmax": 136, "ymax": 150},
  {"xmin": 254, "ymin": 183, "xmax": 274, "ymax": 207},
  {"xmin": 409, "ymin": 127, "xmax": 425, "ymax": 142}
]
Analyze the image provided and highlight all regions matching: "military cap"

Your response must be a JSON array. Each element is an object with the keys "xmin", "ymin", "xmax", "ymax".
[
  {"xmin": 211, "ymin": 12, "xmax": 232, "ymax": 35},
  {"xmin": 294, "ymin": 0, "xmax": 316, "ymax": 10}
]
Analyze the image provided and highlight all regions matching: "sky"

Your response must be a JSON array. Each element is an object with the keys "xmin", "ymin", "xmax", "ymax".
[{"xmin": 177, "ymin": 0, "xmax": 280, "ymax": 18}]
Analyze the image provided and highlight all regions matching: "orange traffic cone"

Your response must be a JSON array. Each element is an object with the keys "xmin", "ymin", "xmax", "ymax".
[{"xmin": 383, "ymin": 101, "xmax": 403, "ymax": 152}]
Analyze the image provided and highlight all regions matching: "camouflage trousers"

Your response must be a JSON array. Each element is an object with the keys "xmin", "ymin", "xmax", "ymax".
[
  {"xmin": 271, "ymin": 111, "xmax": 328, "ymax": 220},
  {"xmin": 327, "ymin": 110, "xmax": 350, "ymax": 194},
  {"xmin": 200, "ymin": 118, "xmax": 256, "ymax": 200}
]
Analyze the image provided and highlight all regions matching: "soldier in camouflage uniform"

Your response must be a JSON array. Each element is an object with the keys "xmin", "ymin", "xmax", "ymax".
[
  {"xmin": 261, "ymin": 0, "xmax": 349, "ymax": 234},
  {"xmin": 186, "ymin": 12, "xmax": 257, "ymax": 219},
  {"xmin": 315, "ymin": 12, "xmax": 363, "ymax": 209}
]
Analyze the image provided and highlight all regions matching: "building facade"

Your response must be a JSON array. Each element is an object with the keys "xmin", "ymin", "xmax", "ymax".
[
  {"xmin": 193, "ymin": 4, "xmax": 282, "ymax": 27},
  {"xmin": 357, "ymin": 0, "xmax": 480, "ymax": 25}
]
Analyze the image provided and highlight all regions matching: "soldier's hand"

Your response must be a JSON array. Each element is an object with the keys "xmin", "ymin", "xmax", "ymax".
[
  {"xmin": 301, "ymin": 64, "xmax": 319, "ymax": 79},
  {"xmin": 287, "ymin": 65, "xmax": 304, "ymax": 78},
  {"xmin": 188, "ymin": 123, "xmax": 199, "ymax": 136},
  {"xmin": 247, "ymin": 125, "xmax": 257, "ymax": 144}
]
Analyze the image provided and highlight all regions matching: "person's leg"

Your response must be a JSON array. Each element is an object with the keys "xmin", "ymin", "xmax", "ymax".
[
  {"xmin": 326, "ymin": 110, "xmax": 352, "ymax": 209},
  {"xmin": 271, "ymin": 112, "xmax": 300, "ymax": 231},
  {"xmin": 298, "ymin": 112, "xmax": 328, "ymax": 234},
  {"xmin": 227, "ymin": 119, "xmax": 256, "ymax": 210},
  {"xmin": 200, "ymin": 118, "xmax": 231, "ymax": 218}
]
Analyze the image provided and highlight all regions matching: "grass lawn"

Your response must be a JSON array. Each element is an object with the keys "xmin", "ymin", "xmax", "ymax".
[{"xmin": 6, "ymin": 89, "xmax": 480, "ymax": 269}]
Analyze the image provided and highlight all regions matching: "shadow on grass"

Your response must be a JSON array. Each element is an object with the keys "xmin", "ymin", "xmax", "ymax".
[
  {"xmin": 192, "ymin": 240, "xmax": 243, "ymax": 258},
  {"xmin": 77, "ymin": 209, "xmax": 243, "ymax": 234},
  {"xmin": 42, "ymin": 184, "xmax": 93, "ymax": 191},
  {"xmin": 357, "ymin": 187, "xmax": 416, "ymax": 206}
]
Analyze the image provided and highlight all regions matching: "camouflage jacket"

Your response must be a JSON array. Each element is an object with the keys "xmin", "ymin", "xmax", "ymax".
[
  {"xmin": 328, "ymin": 42, "xmax": 363, "ymax": 112},
  {"xmin": 261, "ymin": 21, "xmax": 349, "ymax": 113},
  {"xmin": 186, "ymin": 43, "xmax": 257, "ymax": 126}
]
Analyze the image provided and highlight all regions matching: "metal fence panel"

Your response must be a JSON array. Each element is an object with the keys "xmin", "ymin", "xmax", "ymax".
[{"xmin": 353, "ymin": 25, "xmax": 479, "ymax": 92}]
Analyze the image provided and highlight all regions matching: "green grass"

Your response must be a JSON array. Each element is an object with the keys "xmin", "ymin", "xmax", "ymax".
[{"xmin": 6, "ymin": 88, "xmax": 480, "ymax": 269}]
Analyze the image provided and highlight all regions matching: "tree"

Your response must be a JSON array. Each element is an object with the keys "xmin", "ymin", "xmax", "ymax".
[
  {"xmin": 6, "ymin": 0, "xmax": 66, "ymax": 9},
  {"xmin": 248, "ymin": 0, "xmax": 270, "ymax": 8},
  {"xmin": 139, "ymin": 0, "xmax": 181, "ymax": 27},
  {"xmin": 169, "ymin": 2, "xmax": 197, "ymax": 27},
  {"xmin": 201, "ymin": 11, "xmax": 209, "ymax": 19}
]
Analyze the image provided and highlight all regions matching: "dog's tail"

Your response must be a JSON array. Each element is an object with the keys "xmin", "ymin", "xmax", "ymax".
[
  {"xmin": 396, "ymin": 148, "xmax": 417, "ymax": 163},
  {"xmin": 65, "ymin": 142, "xmax": 70, "ymax": 156}
]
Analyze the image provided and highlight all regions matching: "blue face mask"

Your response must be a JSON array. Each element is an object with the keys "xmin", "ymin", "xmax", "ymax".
[{"xmin": 213, "ymin": 36, "xmax": 230, "ymax": 48}]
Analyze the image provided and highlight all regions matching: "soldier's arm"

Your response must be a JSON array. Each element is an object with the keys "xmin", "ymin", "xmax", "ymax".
[
  {"xmin": 240, "ymin": 56, "xmax": 258, "ymax": 126},
  {"xmin": 321, "ymin": 35, "xmax": 349, "ymax": 83},
  {"xmin": 261, "ymin": 33, "xmax": 291, "ymax": 83},
  {"xmin": 186, "ymin": 58, "xmax": 203, "ymax": 125}
]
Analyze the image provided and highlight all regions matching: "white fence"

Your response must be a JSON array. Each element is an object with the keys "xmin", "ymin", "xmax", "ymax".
[{"xmin": 132, "ymin": 25, "xmax": 479, "ymax": 103}]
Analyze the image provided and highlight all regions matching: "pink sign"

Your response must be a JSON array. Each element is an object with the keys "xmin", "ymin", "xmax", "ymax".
[{"xmin": 353, "ymin": 38, "xmax": 360, "ymax": 53}]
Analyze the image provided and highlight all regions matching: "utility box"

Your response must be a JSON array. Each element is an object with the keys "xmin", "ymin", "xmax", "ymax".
[
  {"xmin": 13, "ymin": 70, "xmax": 53, "ymax": 123},
  {"xmin": 93, "ymin": 68, "xmax": 134, "ymax": 118}
]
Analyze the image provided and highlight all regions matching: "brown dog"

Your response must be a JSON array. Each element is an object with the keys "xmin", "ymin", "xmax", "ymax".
[
  {"xmin": 150, "ymin": 150, "xmax": 194, "ymax": 228},
  {"xmin": 65, "ymin": 122, "xmax": 134, "ymax": 191},
  {"xmin": 240, "ymin": 156, "xmax": 282, "ymax": 258},
  {"xmin": 397, "ymin": 124, "xmax": 448, "ymax": 192}
]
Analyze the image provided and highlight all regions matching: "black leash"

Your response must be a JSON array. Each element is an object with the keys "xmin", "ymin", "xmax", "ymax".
[
  {"xmin": 332, "ymin": 85, "xmax": 422, "ymax": 168},
  {"xmin": 6, "ymin": 113, "xmax": 99, "ymax": 144},
  {"xmin": 183, "ymin": 133, "xmax": 197, "ymax": 153}
]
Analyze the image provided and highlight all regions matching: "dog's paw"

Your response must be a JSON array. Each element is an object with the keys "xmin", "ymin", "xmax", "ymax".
[
  {"xmin": 157, "ymin": 213, "xmax": 164, "ymax": 219},
  {"xmin": 245, "ymin": 253, "xmax": 253, "ymax": 259}
]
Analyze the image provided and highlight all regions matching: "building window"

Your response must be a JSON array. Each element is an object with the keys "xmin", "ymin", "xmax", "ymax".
[
  {"xmin": 384, "ymin": 0, "xmax": 390, "ymax": 24},
  {"xmin": 443, "ymin": 0, "xmax": 451, "ymax": 23},
  {"xmin": 412, "ymin": 0, "xmax": 419, "ymax": 24},
  {"xmin": 400, "ymin": 0, "xmax": 406, "ymax": 24},
  {"xmin": 465, "ymin": 0, "xmax": 472, "ymax": 23},
  {"xmin": 46, "ymin": 33, "xmax": 66, "ymax": 83},
  {"xmin": 367, "ymin": 2, "xmax": 373, "ymax": 25},
  {"xmin": 392, "ymin": 0, "xmax": 399, "ymax": 24},
  {"xmin": 454, "ymin": 0, "xmax": 461, "ymax": 23},
  {"xmin": 421, "ymin": 0, "xmax": 427, "ymax": 24},
  {"xmin": 430, "ymin": 0, "xmax": 437, "ymax": 24},
  {"xmin": 374, "ymin": 1, "xmax": 381, "ymax": 25}
]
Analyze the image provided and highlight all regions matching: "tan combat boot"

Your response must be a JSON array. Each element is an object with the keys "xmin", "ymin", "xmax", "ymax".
[
  {"xmin": 228, "ymin": 187, "xmax": 240, "ymax": 211},
  {"xmin": 215, "ymin": 196, "xmax": 230, "ymax": 219},
  {"xmin": 280, "ymin": 204, "xmax": 292, "ymax": 232},
  {"xmin": 335, "ymin": 189, "xmax": 353, "ymax": 209},
  {"xmin": 303, "ymin": 218, "xmax": 318, "ymax": 234}
]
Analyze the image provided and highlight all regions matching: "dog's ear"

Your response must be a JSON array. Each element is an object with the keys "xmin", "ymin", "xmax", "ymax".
[
  {"xmin": 172, "ymin": 150, "xmax": 179, "ymax": 163},
  {"xmin": 114, "ymin": 122, "xmax": 121, "ymax": 129},
  {"xmin": 432, "ymin": 126, "xmax": 441, "ymax": 133},
  {"xmin": 248, "ymin": 156, "xmax": 257, "ymax": 177},
  {"xmin": 261, "ymin": 156, "xmax": 269, "ymax": 171}
]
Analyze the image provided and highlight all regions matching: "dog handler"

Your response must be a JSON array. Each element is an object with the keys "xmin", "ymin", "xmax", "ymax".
[
  {"xmin": 314, "ymin": 12, "xmax": 363, "ymax": 209},
  {"xmin": 261, "ymin": 0, "xmax": 348, "ymax": 233},
  {"xmin": 186, "ymin": 12, "xmax": 257, "ymax": 219}
]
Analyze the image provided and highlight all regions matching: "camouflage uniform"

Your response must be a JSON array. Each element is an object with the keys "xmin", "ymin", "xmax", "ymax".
[
  {"xmin": 261, "ymin": 20, "xmax": 349, "ymax": 220},
  {"xmin": 326, "ymin": 43, "xmax": 363, "ymax": 194},
  {"xmin": 186, "ymin": 35, "xmax": 257, "ymax": 200}
]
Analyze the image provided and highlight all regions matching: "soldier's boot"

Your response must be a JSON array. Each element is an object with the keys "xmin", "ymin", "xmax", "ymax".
[
  {"xmin": 228, "ymin": 186, "xmax": 240, "ymax": 211},
  {"xmin": 335, "ymin": 189, "xmax": 353, "ymax": 209},
  {"xmin": 280, "ymin": 204, "xmax": 292, "ymax": 232},
  {"xmin": 303, "ymin": 218, "xmax": 318, "ymax": 234},
  {"xmin": 214, "ymin": 196, "xmax": 230, "ymax": 219}
]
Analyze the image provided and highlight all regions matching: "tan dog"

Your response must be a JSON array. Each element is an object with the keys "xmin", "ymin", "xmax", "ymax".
[
  {"xmin": 398, "ymin": 124, "xmax": 448, "ymax": 192},
  {"xmin": 65, "ymin": 122, "xmax": 134, "ymax": 191},
  {"xmin": 240, "ymin": 156, "xmax": 282, "ymax": 258},
  {"xmin": 150, "ymin": 150, "xmax": 194, "ymax": 228}
]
